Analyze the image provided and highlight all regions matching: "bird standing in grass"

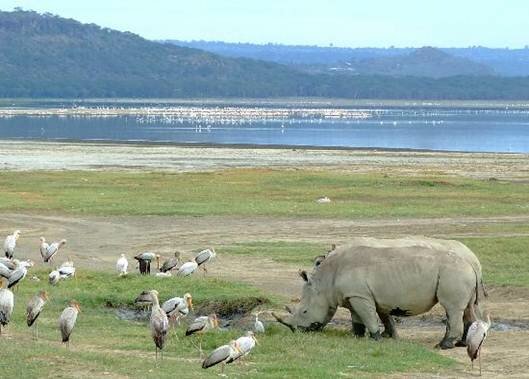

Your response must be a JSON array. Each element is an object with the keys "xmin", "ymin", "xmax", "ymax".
[
  {"xmin": 148, "ymin": 290, "xmax": 169, "ymax": 361},
  {"xmin": 116, "ymin": 254, "xmax": 128, "ymax": 276},
  {"xmin": 59, "ymin": 300, "xmax": 81, "ymax": 348},
  {"xmin": 0, "ymin": 281, "xmax": 14, "ymax": 335},
  {"xmin": 202, "ymin": 340, "xmax": 243, "ymax": 374},
  {"xmin": 159, "ymin": 251, "xmax": 181, "ymax": 273},
  {"xmin": 466, "ymin": 312, "xmax": 492, "ymax": 376},
  {"xmin": 177, "ymin": 260, "xmax": 198, "ymax": 277},
  {"xmin": 4, "ymin": 230, "xmax": 20, "ymax": 259},
  {"xmin": 234, "ymin": 331, "xmax": 257, "ymax": 360},
  {"xmin": 26, "ymin": 290, "xmax": 49, "ymax": 339},
  {"xmin": 8, "ymin": 259, "xmax": 33, "ymax": 290},
  {"xmin": 134, "ymin": 252, "xmax": 160, "ymax": 275},
  {"xmin": 49, "ymin": 270, "xmax": 60, "ymax": 285},
  {"xmin": 194, "ymin": 248, "xmax": 216, "ymax": 275},
  {"xmin": 40, "ymin": 238, "xmax": 67, "ymax": 263},
  {"xmin": 186, "ymin": 313, "xmax": 220, "ymax": 355},
  {"xmin": 254, "ymin": 312, "xmax": 265, "ymax": 334},
  {"xmin": 162, "ymin": 293, "xmax": 193, "ymax": 325}
]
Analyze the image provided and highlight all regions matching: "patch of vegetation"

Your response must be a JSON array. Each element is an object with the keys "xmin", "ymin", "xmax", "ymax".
[
  {"xmin": 222, "ymin": 241, "xmax": 329, "ymax": 265},
  {"xmin": 1, "ymin": 269, "xmax": 453, "ymax": 378},
  {"xmin": 1, "ymin": 169, "xmax": 528, "ymax": 218}
]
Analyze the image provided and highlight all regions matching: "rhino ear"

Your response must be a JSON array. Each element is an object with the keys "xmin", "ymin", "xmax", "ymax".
[{"xmin": 298, "ymin": 269, "xmax": 311, "ymax": 283}]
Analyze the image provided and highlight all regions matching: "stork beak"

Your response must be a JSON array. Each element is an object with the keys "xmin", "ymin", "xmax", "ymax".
[{"xmin": 187, "ymin": 298, "xmax": 194, "ymax": 311}]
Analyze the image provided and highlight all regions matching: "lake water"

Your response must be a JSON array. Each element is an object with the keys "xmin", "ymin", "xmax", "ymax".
[{"xmin": 1, "ymin": 107, "xmax": 529, "ymax": 152}]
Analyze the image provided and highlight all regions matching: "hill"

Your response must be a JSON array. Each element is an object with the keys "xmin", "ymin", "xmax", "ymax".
[
  {"xmin": 1, "ymin": 10, "xmax": 529, "ymax": 99},
  {"xmin": 342, "ymin": 47, "xmax": 495, "ymax": 77}
]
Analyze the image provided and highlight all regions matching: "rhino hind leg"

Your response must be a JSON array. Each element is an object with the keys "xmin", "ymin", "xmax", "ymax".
[
  {"xmin": 380, "ymin": 313, "xmax": 398, "ymax": 339},
  {"xmin": 347, "ymin": 297, "xmax": 381, "ymax": 340},
  {"xmin": 349, "ymin": 310, "xmax": 366, "ymax": 337}
]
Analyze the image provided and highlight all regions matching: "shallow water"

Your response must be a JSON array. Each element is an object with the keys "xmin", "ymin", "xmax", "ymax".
[{"xmin": 1, "ymin": 107, "xmax": 529, "ymax": 152}]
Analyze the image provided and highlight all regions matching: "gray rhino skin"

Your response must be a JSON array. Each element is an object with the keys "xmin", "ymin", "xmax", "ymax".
[{"xmin": 273, "ymin": 237, "xmax": 485, "ymax": 349}]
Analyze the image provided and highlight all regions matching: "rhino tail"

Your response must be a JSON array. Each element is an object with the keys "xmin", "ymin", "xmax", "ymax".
[{"xmin": 470, "ymin": 265, "xmax": 487, "ymax": 305}]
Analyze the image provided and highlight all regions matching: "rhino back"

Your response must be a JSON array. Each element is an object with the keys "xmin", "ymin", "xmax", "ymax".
[{"xmin": 316, "ymin": 237, "xmax": 476, "ymax": 316}]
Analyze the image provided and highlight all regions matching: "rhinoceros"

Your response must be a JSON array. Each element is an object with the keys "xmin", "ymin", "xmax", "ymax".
[{"xmin": 273, "ymin": 237, "xmax": 486, "ymax": 349}]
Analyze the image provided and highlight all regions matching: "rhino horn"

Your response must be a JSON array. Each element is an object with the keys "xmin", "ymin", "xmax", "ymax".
[
  {"xmin": 298, "ymin": 269, "xmax": 310, "ymax": 283},
  {"xmin": 272, "ymin": 312, "xmax": 296, "ymax": 332}
]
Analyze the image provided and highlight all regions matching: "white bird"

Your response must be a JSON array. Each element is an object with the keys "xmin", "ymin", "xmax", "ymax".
[
  {"xmin": 26, "ymin": 290, "xmax": 49, "ymax": 339},
  {"xmin": 0, "ymin": 258, "xmax": 16, "ymax": 270},
  {"xmin": 186, "ymin": 314, "xmax": 220, "ymax": 355},
  {"xmin": 0, "ymin": 262, "xmax": 12, "ymax": 279},
  {"xmin": 162, "ymin": 293, "xmax": 193, "ymax": 324},
  {"xmin": 58, "ymin": 300, "xmax": 81, "ymax": 348},
  {"xmin": 0, "ymin": 285, "xmax": 14, "ymax": 335},
  {"xmin": 202, "ymin": 340, "xmax": 243, "ymax": 374},
  {"xmin": 49, "ymin": 270, "xmax": 61, "ymax": 285},
  {"xmin": 177, "ymin": 260, "xmax": 198, "ymax": 277},
  {"xmin": 41, "ymin": 238, "xmax": 67, "ymax": 263},
  {"xmin": 466, "ymin": 313, "xmax": 492, "ymax": 376},
  {"xmin": 116, "ymin": 254, "xmax": 128, "ymax": 276},
  {"xmin": 148, "ymin": 290, "xmax": 169, "ymax": 360},
  {"xmin": 235, "ymin": 331, "xmax": 257, "ymax": 359},
  {"xmin": 58, "ymin": 265, "xmax": 76, "ymax": 279},
  {"xmin": 155, "ymin": 271, "xmax": 172, "ymax": 278},
  {"xmin": 194, "ymin": 248, "xmax": 217, "ymax": 275},
  {"xmin": 254, "ymin": 313, "xmax": 265, "ymax": 334},
  {"xmin": 8, "ymin": 260, "xmax": 33, "ymax": 289},
  {"xmin": 4, "ymin": 230, "xmax": 20, "ymax": 259}
]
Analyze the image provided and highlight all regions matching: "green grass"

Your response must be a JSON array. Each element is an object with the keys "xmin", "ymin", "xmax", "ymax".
[
  {"xmin": 0, "ymin": 270, "xmax": 453, "ymax": 378},
  {"xmin": 0, "ymin": 169, "xmax": 528, "ymax": 218},
  {"xmin": 222, "ymin": 241, "xmax": 329, "ymax": 265}
]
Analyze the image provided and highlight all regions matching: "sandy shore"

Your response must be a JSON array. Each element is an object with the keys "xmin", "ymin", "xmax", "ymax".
[{"xmin": 1, "ymin": 140, "xmax": 528, "ymax": 180}]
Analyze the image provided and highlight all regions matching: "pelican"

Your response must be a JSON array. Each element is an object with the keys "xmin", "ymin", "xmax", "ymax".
[
  {"xmin": 26, "ymin": 290, "xmax": 49, "ymax": 339},
  {"xmin": 159, "ymin": 251, "xmax": 181, "ymax": 273},
  {"xmin": 41, "ymin": 238, "xmax": 67, "ymax": 263},
  {"xmin": 194, "ymin": 248, "xmax": 216, "ymax": 275},
  {"xmin": 254, "ymin": 313, "xmax": 265, "ymax": 334},
  {"xmin": 177, "ymin": 260, "xmax": 198, "ymax": 277},
  {"xmin": 134, "ymin": 252, "xmax": 160, "ymax": 275},
  {"xmin": 49, "ymin": 270, "xmax": 61, "ymax": 285},
  {"xmin": 466, "ymin": 313, "xmax": 492, "ymax": 376},
  {"xmin": 162, "ymin": 293, "xmax": 193, "ymax": 324},
  {"xmin": 148, "ymin": 290, "xmax": 169, "ymax": 360},
  {"xmin": 58, "ymin": 300, "xmax": 81, "ymax": 348},
  {"xmin": 4, "ymin": 230, "xmax": 20, "ymax": 259},
  {"xmin": 116, "ymin": 254, "xmax": 128, "ymax": 276},
  {"xmin": 202, "ymin": 340, "xmax": 243, "ymax": 374},
  {"xmin": 186, "ymin": 313, "xmax": 220, "ymax": 355},
  {"xmin": 0, "ymin": 281, "xmax": 14, "ymax": 335},
  {"xmin": 8, "ymin": 260, "xmax": 33, "ymax": 289}
]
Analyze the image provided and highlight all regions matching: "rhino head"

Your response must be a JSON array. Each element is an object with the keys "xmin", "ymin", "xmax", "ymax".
[{"xmin": 273, "ymin": 270, "xmax": 336, "ymax": 332}]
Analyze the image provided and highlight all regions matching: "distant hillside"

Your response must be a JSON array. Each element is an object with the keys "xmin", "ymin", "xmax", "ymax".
[
  {"xmin": 341, "ymin": 47, "xmax": 495, "ymax": 77},
  {"xmin": 169, "ymin": 40, "xmax": 529, "ymax": 77},
  {"xmin": 1, "ymin": 10, "xmax": 529, "ymax": 99}
]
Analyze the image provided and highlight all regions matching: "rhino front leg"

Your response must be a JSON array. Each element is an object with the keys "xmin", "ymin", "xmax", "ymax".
[
  {"xmin": 350, "ymin": 311, "xmax": 366, "ymax": 337},
  {"xmin": 380, "ymin": 313, "xmax": 398, "ymax": 339},
  {"xmin": 347, "ymin": 297, "xmax": 381, "ymax": 340}
]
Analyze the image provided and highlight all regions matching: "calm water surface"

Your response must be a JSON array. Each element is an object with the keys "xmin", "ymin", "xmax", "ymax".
[{"xmin": 1, "ymin": 107, "xmax": 528, "ymax": 153}]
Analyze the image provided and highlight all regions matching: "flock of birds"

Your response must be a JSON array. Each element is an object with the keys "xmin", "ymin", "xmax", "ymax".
[
  {"xmin": 0, "ymin": 229, "xmax": 265, "ymax": 375},
  {"xmin": 1, "ymin": 229, "xmax": 493, "ymax": 375}
]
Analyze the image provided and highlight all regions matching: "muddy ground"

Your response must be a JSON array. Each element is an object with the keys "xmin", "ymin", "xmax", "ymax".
[{"xmin": 2, "ymin": 141, "xmax": 529, "ymax": 377}]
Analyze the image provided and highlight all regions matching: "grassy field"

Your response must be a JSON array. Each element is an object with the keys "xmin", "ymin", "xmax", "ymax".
[
  {"xmin": 0, "ymin": 270, "xmax": 453, "ymax": 378},
  {"xmin": 0, "ymin": 169, "xmax": 528, "ymax": 218}
]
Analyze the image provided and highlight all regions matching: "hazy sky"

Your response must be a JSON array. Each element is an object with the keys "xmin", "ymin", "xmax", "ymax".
[{"xmin": 2, "ymin": 0, "xmax": 528, "ymax": 48}]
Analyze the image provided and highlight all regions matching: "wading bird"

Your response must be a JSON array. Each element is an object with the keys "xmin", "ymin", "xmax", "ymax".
[
  {"xmin": 8, "ymin": 260, "xmax": 33, "ymax": 290},
  {"xmin": 134, "ymin": 252, "xmax": 160, "ymax": 275},
  {"xmin": 58, "ymin": 300, "xmax": 81, "ymax": 348},
  {"xmin": 162, "ymin": 293, "xmax": 193, "ymax": 325},
  {"xmin": 0, "ymin": 262, "xmax": 12, "ymax": 280},
  {"xmin": 194, "ymin": 248, "xmax": 216, "ymax": 275},
  {"xmin": 26, "ymin": 290, "xmax": 49, "ymax": 339},
  {"xmin": 177, "ymin": 260, "xmax": 198, "ymax": 277},
  {"xmin": 254, "ymin": 312, "xmax": 265, "ymax": 334},
  {"xmin": 4, "ymin": 230, "xmax": 20, "ymax": 259},
  {"xmin": 58, "ymin": 265, "xmax": 76, "ymax": 280},
  {"xmin": 186, "ymin": 313, "xmax": 220, "ymax": 355},
  {"xmin": 159, "ymin": 251, "xmax": 181, "ymax": 273},
  {"xmin": 234, "ymin": 331, "xmax": 257, "ymax": 360},
  {"xmin": 202, "ymin": 340, "xmax": 243, "ymax": 374},
  {"xmin": 148, "ymin": 290, "xmax": 169, "ymax": 360},
  {"xmin": 466, "ymin": 313, "xmax": 492, "ymax": 376},
  {"xmin": 116, "ymin": 254, "xmax": 128, "ymax": 276},
  {"xmin": 49, "ymin": 270, "xmax": 60, "ymax": 285},
  {"xmin": 0, "ymin": 281, "xmax": 14, "ymax": 335},
  {"xmin": 40, "ymin": 238, "xmax": 67, "ymax": 263}
]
